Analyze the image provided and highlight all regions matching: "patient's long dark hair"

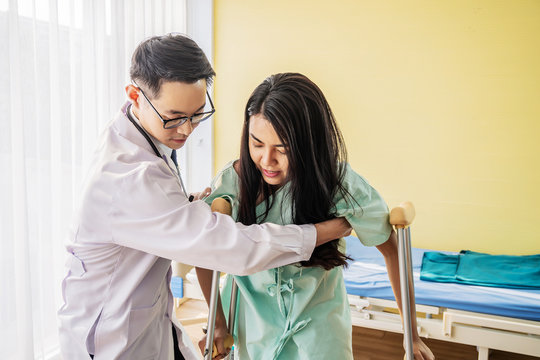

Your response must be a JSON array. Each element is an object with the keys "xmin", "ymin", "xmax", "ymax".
[{"xmin": 237, "ymin": 73, "xmax": 354, "ymax": 270}]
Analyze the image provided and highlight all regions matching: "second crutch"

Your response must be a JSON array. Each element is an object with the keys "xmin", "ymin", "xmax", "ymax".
[{"xmin": 390, "ymin": 201, "xmax": 418, "ymax": 360}]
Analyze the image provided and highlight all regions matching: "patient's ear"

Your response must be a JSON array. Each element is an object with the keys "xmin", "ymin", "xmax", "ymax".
[{"xmin": 125, "ymin": 84, "xmax": 141, "ymax": 109}]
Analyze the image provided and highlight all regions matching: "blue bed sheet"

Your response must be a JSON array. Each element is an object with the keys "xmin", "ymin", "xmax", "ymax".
[{"xmin": 343, "ymin": 236, "xmax": 540, "ymax": 321}]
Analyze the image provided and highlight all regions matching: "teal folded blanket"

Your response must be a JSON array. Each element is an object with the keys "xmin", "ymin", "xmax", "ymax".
[{"xmin": 420, "ymin": 250, "xmax": 540, "ymax": 289}]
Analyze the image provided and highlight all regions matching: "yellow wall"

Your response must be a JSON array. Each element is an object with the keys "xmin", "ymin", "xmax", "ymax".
[{"xmin": 213, "ymin": 0, "xmax": 540, "ymax": 254}]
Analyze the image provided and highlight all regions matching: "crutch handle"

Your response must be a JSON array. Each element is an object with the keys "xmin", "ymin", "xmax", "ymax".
[
  {"xmin": 212, "ymin": 334, "xmax": 234, "ymax": 357},
  {"xmin": 390, "ymin": 201, "xmax": 415, "ymax": 229}
]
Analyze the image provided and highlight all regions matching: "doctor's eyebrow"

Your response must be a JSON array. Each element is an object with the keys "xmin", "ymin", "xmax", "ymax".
[
  {"xmin": 249, "ymin": 133, "xmax": 286, "ymax": 148},
  {"xmin": 166, "ymin": 103, "xmax": 206, "ymax": 116}
]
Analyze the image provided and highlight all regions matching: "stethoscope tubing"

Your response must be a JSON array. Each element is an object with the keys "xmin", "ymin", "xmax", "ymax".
[{"xmin": 125, "ymin": 104, "xmax": 190, "ymax": 198}]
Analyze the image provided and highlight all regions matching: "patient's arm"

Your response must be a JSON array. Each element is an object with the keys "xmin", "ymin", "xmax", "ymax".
[
  {"xmin": 376, "ymin": 231, "xmax": 435, "ymax": 360},
  {"xmin": 195, "ymin": 267, "xmax": 231, "ymax": 359}
]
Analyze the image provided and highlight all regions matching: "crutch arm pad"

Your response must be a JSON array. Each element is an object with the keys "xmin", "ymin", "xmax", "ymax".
[
  {"xmin": 389, "ymin": 201, "xmax": 415, "ymax": 228},
  {"xmin": 211, "ymin": 197, "xmax": 232, "ymax": 216}
]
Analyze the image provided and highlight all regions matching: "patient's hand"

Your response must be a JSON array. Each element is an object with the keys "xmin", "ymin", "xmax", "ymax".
[
  {"xmin": 314, "ymin": 217, "xmax": 352, "ymax": 246},
  {"xmin": 190, "ymin": 187, "xmax": 212, "ymax": 201},
  {"xmin": 198, "ymin": 321, "xmax": 232, "ymax": 360},
  {"xmin": 409, "ymin": 336, "xmax": 435, "ymax": 360}
]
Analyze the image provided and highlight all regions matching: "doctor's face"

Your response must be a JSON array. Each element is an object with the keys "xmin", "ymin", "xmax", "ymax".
[
  {"xmin": 130, "ymin": 80, "xmax": 208, "ymax": 150},
  {"xmin": 248, "ymin": 114, "xmax": 289, "ymax": 187}
]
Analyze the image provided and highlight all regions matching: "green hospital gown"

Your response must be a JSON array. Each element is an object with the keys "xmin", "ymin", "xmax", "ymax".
[{"xmin": 205, "ymin": 161, "xmax": 392, "ymax": 360}]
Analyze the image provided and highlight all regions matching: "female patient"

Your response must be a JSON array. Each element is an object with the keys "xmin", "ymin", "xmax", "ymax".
[{"xmin": 196, "ymin": 73, "xmax": 434, "ymax": 360}]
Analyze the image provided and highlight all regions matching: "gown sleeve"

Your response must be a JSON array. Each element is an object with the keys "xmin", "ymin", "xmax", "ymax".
[
  {"xmin": 204, "ymin": 160, "xmax": 240, "ymax": 218},
  {"xmin": 334, "ymin": 163, "xmax": 392, "ymax": 247}
]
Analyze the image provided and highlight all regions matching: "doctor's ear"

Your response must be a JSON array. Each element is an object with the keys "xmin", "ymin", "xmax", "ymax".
[{"xmin": 125, "ymin": 84, "xmax": 141, "ymax": 108}]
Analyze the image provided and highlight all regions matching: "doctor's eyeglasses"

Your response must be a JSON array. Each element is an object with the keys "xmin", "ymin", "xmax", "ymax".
[{"xmin": 137, "ymin": 86, "xmax": 215, "ymax": 129}]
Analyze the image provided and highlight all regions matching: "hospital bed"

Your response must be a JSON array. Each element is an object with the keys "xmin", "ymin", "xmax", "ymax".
[
  {"xmin": 343, "ymin": 235, "xmax": 540, "ymax": 360},
  {"xmin": 172, "ymin": 201, "xmax": 539, "ymax": 359}
]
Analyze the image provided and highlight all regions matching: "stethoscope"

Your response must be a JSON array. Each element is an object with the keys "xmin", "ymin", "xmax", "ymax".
[{"xmin": 124, "ymin": 103, "xmax": 191, "ymax": 200}]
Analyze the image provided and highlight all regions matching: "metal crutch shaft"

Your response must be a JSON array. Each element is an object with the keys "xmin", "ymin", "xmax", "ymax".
[
  {"xmin": 398, "ymin": 226, "xmax": 414, "ymax": 360},
  {"xmin": 204, "ymin": 270, "xmax": 221, "ymax": 359},
  {"xmin": 390, "ymin": 202, "xmax": 417, "ymax": 360},
  {"xmin": 227, "ymin": 280, "xmax": 238, "ymax": 334},
  {"xmin": 224, "ymin": 279, "xmax": 238, "ymax": 360},
  {"xmin": 205, "ymin": 198, "xmax": 233, "ymax": 360}
]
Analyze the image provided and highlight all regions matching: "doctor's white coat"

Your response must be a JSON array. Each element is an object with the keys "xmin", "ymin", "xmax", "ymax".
[{"xmin": 58, "ymin": 104, "xmax": 316, "ymax": 359}]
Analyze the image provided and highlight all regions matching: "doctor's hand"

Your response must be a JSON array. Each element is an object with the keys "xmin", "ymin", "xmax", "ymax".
[
  {"xmin": 190, "ymin": 187, "xmax": 212, "ymax": 201},
  {"xmin": 198, "ymin": 321, "xmax": 233, "ymax": 360},
  {"xmin": 314, "ymin": 217, "xmax": 352, "ymax": 246}
]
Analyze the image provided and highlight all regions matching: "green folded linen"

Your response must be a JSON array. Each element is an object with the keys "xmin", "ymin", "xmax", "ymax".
[{"xmin": 420, "ymin": 250, "xmax": 540, "ymax": 289}]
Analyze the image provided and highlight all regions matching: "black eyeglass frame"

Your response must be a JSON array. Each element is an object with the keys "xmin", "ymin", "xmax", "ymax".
[{"xmin": 136, "ymin": 85, "xmax": 215, "ymax": 129}]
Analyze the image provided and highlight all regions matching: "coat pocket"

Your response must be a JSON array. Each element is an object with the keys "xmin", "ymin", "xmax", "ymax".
[{"xmin": 125, "ymin": 293, "xmax": 163, "ymax": 358}]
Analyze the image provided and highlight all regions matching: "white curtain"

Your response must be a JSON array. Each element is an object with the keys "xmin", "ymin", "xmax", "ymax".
[{"xmin": 0, "ymin": 0, "xmax": 212, "ymax": 359}]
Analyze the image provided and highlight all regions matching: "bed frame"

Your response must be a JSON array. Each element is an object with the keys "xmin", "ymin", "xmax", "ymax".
[
  {"xmin": 172, "ymin": 201, "xmax": 540, "ymax": 359},
  {"xmin": 348, "ymin": 294, "xmax": 540, "ymax": 359}
]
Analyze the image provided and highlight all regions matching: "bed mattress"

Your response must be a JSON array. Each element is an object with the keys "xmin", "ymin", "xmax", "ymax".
[{"xmin": 343, "ymin": 236, "xmax": 540, "ymax": 321}]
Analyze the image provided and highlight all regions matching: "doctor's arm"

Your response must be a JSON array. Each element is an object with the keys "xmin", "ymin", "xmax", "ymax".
[
  {"xmin": 194, "ymin": 216, "xmax": 351, "ymax": 357},
  {"xmin": 110, "ymin": 167, "xmax": 351, "ymax": 275},
  {"xmin": 314, "ymin": 217, "xmax": 352, "ymax": 245},
  {"xmin": 376, "ymin": 231, "xmax": 435, "ymax": 360}
]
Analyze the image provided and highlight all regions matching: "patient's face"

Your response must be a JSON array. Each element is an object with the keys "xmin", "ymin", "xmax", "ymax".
[{"xmin": 248, "ymin": 114, "xmax": 289, "ymax": 187}]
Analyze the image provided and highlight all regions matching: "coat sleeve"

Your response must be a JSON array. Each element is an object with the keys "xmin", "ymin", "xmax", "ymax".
[{"xmin": 108, "ymin": 163, "xmax": 316, "ymax": 275}]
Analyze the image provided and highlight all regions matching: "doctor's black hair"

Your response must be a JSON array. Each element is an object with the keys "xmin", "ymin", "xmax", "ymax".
[
  {"xmin": 130, "ymin": 33, "xmax": 215, "ymax": 98},
  {"xmin": 237, "ymin": 73, "xmax": 357, "ymax": 270}
]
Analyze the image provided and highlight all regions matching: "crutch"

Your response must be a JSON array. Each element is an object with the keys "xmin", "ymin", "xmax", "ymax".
[
  {"xmin": 224, "ymin": 279, "xmax": 238, "ymax": 360},
  {"xmin": 390, "ymin": 201, "xmax": 417, "ymax": 360},
  {"xmin": 204, "ymin": 198, "xmax": 235, "ymax": 360}
]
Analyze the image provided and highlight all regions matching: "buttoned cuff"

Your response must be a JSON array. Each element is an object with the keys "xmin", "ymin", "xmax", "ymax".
[{"xmin": 298, "ymin": 224, "xmax": 317, "ymax": 261}]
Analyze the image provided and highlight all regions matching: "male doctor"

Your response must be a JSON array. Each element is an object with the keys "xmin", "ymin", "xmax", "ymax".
[{"xmin": 58, "ymin": 34, "xmax": 351, "ymax": 359}]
